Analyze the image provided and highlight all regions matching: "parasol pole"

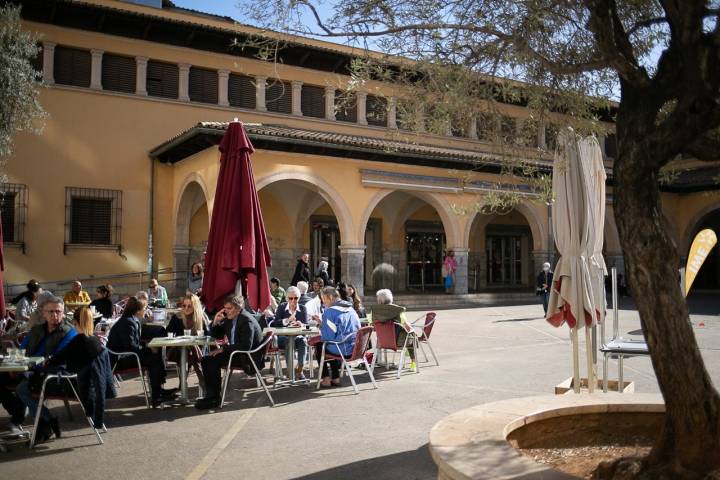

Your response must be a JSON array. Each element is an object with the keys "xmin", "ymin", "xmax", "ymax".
[
  {"xmin": 572, "ymin": 325, "xmax": 581, "ymax": 393},
  {"xmin": 585, "ymin": 325, "xmax": 595, "ymax": 393}
]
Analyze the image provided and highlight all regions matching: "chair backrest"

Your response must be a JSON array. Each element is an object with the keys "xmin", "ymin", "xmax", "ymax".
[
  {"xmin": 421, "ymin": 312, "xmax": 437, "ymax": 340},
  {"xmin": 373, "ymin": 320, "xmax": 398, "ymax": 351},
  {"xmin": 349, "ymin": 326, "xmax": 374, "ymax": 361}
]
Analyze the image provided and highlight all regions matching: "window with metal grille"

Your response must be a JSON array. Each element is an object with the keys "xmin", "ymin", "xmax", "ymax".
[
  {"xmin": 54, "ymin": 46, "xmax": 91, "ymax": 88},
  {"xmin": 146, "ymin": 60, "xmax": 178, "ymax": 99},
  {"xmin": 266, "ymin": 80, "xmax": 292, "ymax": 114},
  {"xmin": 335, "ymin": 90, "xmax": 357, "ymax": 123},
  {"xmin": 301, "ymin": 85, "xmax": 325, "ymax": 118},
  {"xmin": 0, "ymin": 183, "xmax": 28, "ymax": 251},
  {"xmin": 228, "ymin": 74, "xmax": 255, "ymax": 109},
  {"xmin": 102, "ymin": 53, "xmax": 136, "ymax": 93},
  {"xmin": 366, "ymin": 95, "xmax": 387, "ymax": 127},
  {"xmin": 65, "ymin": 187, "xmax": 122, "ymax": 251},
  {"xmin": 189, "ymin": 66, "xmax": 218, "ymax": 104}
]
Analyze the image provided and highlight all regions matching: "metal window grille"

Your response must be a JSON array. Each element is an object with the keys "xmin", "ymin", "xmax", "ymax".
[
  {"xmin": 64, "ymin": 187, "xmax": 122, "ymax": 254},
  {"xmin": 0, "ymin": 183, "xmax": 28, "ymax": 252}
]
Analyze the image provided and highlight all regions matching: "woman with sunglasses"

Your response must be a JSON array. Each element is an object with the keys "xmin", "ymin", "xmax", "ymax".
[
  {"xmin": 167, "ymin": 294, "xmax": 209, "ymax": 390},
  {"xmin": 268, "ymin": 286, "xmax": 308, "ymax": 380}
]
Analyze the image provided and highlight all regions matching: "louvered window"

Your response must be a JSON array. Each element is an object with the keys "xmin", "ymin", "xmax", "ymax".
[
  {"xmin": 54, "ymin": 46, "xmax": 91, "ymax": 88},
  {"xmin": 102, "ymin": 53, "xmax": 136, "ymax": 93},
  {"xmin": 146, "ymin": 60, "xmax": 178, "ymax": 99},
  {"xmin": 366, "ymin": 95, "xmax": 387, "ymax": 127},
  {"xmin": 189, "ymin": 66, "xmax": 218, "ymax": 104},
  {"xmin": 228, "ymin": 74, "xmax": 256, "ymax": 109},
  {"xmin": 335, "ymin": 90, "xmax": 357, "ymax": 123},
  {"xmin": 0, "ymin": 183, "xmax": 27, "ymax": 250},
  {"xmin": 31, "ymin": 43, "xmax": 43, "ymax": 74},
  {"xmin": 65, "ymin": 187, "xmax": 122, "ymax": 251},
  {"xmin": 301, "ymin": 85, "xmax": 325, "ymax": 118},
  {"xmin": 266, "ymin": 80, "xmax": 292, "ymax": 114}
]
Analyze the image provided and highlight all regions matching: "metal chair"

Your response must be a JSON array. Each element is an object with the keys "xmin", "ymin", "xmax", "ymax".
[
  {"xmin": 30, "ymin": 373, "xmax": 103, "ymax": 448},
  {"xmin": 220, "ymin": 332, "xmax": 276, "ymax": 408},
  {"xmin": 316, "ymin": 326, "xmax": 377, "ymax": 394},
  {"xmin": 107, "ymin": 348, "xmax": 150, "ymax": 408},
  {"xmin": 371, "ymin": 320, "xmax": 418, "ymax": 378},
  {"xmin": 413, "ymin": 312, "xmax": 438, "ymax": 366}
]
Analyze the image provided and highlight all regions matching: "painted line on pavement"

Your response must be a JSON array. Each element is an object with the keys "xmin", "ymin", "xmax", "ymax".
[{"xmin": 186, "ymin": 407, "xmax": 258, "ymax": 480}]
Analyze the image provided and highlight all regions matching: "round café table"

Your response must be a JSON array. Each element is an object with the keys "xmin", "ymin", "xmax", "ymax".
[{"xmin": 263, "ymin": 326, "xmax": 319, "ymax": 385}]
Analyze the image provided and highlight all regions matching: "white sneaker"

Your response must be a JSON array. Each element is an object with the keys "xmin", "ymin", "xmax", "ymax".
[{"xmin": 7, "ymin": 422, "xmax": 24, "ymax": 436}]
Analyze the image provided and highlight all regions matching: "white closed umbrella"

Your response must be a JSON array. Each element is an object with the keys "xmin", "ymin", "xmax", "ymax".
[{"xmin": 546, "ymin": 128, "xmax": 597, "ymax": 393}]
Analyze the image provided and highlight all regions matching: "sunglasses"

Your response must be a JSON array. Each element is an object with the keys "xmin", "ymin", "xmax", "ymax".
[{"xmin": 287, "ymin": 297, "xmax": 299, "ymax": 300}]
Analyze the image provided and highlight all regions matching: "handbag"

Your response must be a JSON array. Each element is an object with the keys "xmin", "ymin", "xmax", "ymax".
[{"xmin": 444, "ymin": 275, "xmax": 454, "ymax": 288}]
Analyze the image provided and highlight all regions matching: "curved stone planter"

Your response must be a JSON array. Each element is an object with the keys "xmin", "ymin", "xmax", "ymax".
[{"xmin": 429, "ymin": 393, "xmax": 664, "ymax": 480}]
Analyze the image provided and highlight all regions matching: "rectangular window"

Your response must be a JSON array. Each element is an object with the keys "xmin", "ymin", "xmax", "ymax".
[
  {"xmin": 545, "ymin": 124, "xmax": 559, "ymax": 150},
  {"xmin": 102, "ymin": 53, "xmax": 136, "ymax": 94},
  {"xmin": 228, "ymin": 73, "xmax": 256, "ymax": 109},
  {"xmin": 189, "ymin": 66, "xmax": 218, "ymax": 104},
  {"xmin": 301, "ymin": 85, "xmax": 325, "ymax": 118},
  {"xmin": 146, "ymin": 60, "xmax": 179, "ymax": 99},
  {"xmin": 65, "ymin": 187, "xmax": 122, "ymax": 251},
  {"xmin": 31, "ymin": 43, "xmax": 43, "ymax": 74},
  {"xmin": 54, "ymin": 46, "xmax": 91, "ymax": 88},
  {"xmin": 366, "ymin": 95, "xmax": 387, "ymax": 127},
  {"xmin": 266, "ymin": 80, "xmax": 292, "ymax": 114},
  {"xmin": 0, "ymin": 183, "xmax": 27, "ymax": 250},
  {"xmin": 335, "ymin": 90, "xmax": 357, "ymax": 123}
]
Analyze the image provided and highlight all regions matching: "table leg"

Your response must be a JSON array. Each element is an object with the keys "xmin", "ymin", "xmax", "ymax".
[
  {"xmin": 179, "ymin": 347, "xmax": 188, "ymax": 401},
  {"xmin": 288, "ymin": 338, "xmax": 295, "ymax": 383}
]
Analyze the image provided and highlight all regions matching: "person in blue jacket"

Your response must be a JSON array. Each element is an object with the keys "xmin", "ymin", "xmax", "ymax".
[{"xmin": 316, "ymin": 286, "xmax": 360, "ymax": 388}]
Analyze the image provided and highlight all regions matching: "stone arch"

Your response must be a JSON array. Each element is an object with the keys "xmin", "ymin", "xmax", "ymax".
[
  {"xmin": 681, "ymin": 202, "xmax": 720, "ymax": 255},
  {"xmin": 256, "ymin": 171, "xmax": 355, "ymax": 245},
  {"xmin": 174, "ymin": 174, "xmax": 210, "ymax": 248},
  {"xmin": 464, "ymin": 200, "xmax": 546, "ymax": 252}
]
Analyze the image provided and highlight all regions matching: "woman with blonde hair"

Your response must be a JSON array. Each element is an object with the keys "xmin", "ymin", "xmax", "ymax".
[
  {"xmin": 166, "ymin": 294, "xmax": 209, "ymax": 389},
  {"xmin": 73, "ymin": 306, "xmax": 95, "ymax": 335}
]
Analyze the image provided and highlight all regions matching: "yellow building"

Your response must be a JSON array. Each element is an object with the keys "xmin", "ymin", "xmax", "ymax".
[{"xmin": 3, "ymin": 0, "xmax": 719, "ymax": 298}]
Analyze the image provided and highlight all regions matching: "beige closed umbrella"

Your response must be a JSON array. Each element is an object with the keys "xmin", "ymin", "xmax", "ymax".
[{"xmin": 546, "ymin": 128, "xmax": 597, "ymax": 393}]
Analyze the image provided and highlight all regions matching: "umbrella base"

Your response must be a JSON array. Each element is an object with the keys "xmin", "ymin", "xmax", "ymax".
[{"xmin": 555, "ymin": 376, "xmax": 634, "ymax": 394}]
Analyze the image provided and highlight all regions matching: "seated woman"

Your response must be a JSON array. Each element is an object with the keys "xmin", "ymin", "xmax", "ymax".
[
  {"xmin": 13, "ymin": 279, "xmax": 42, "ymax": 329},
  {"xmin": 188, "ymin": 262, "xmax": 204, "ymax": 295},
  {"xmin": 89, "ymin": 284, "xmax": 114, "ymax": 320},
  {"xmin": 106, "ymin": 296, "xmax": 176, "ymax": 408},
  {"xmin": 346, "ymin": 284, "xmax": 366, "ymax": 318},
  {"xmin": 268, "ymin": 286, "xmax": 308, "ymax": 379},
  {"xmin": 166, "ymin": 294, "xmax": 209, "ymax": 389},
  {"xmin": 316, "ymin": 287, "xmax": 360, "ymax": 388},
  {"xmin": 370, "ymin": 289, "xmax": 416, "ymax": 368}
]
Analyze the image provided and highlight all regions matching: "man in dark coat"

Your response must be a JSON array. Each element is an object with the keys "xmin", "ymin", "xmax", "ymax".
[
  {"xmin": 195, "ymin": 294, "xmax": 265, "ymax": 409},
  {"xmin": 290, "ymin": 253, "xmax": 311, "ymax": 286},
  {"xmin": 537, "ymin": 262, "xmax": 554, "ymax": 316}
]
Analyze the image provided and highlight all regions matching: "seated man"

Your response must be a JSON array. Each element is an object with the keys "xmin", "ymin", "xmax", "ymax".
[
  {"xmin": 270, "ymin": 277, "xmax": 286, "ymax": 305},
  {"xmin": 147, "ymin": 279, "xmax": 168, "ymax": 308},
  {"xmin": 269, "ymin": 286, "xmax": 308, "ymax": 379},
  {"xmin": 63, "ymin": 280, "xmax": 91, "ymax": 306},
  {"xmin": 15, "ymin": 296, "xmax": 77, "ymax": 443},
  {"xmin": 106, "ymin": 296, "xmax": 176, "ymax": 408},
  {"xmin": 195, "ymin": 294, "xmax": 265, "ymax": 410},
  {"xmin": 370, "ymin": 289, "xmax": 416, "ymax": 369}
]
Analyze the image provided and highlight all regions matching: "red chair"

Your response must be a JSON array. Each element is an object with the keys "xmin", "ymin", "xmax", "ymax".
[
  {"xmin": 371, "ymin": 320, "xmax": 418, "ymax": 378},
  {"xmin": 414, "ymin": 312, "xmax": 438, "ymax": 366},
  {"xmin": 220, "ymin": 332, "xmax": 276, "ymax": 408},
  {"xmin": 315, "ymin": 326, "xmax": 377, "ymax": 394}
]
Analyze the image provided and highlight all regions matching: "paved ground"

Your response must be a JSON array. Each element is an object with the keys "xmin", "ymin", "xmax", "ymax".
[{"xmin": 1, "ymin": 295, "xmax": 718, "ymax": 479}]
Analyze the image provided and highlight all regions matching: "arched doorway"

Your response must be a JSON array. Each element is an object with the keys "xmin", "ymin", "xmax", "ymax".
[
  {"xmin": 256, "ymin": 176, "xmax": 352, "ymax": 287},
  {"xmin": 687, "ymin": 207, "xmax": 720, "ymax": 291},
  {"xmin": 467, "ymin": 207, "xmax": 539, "ymax": 291},
  {"xmin": 174, "ymin": 180, "xmax": 209, "ymax": 285},
  {"xmin": 361, "ymin": 191, "xmax": 455, "ymax": 292}
]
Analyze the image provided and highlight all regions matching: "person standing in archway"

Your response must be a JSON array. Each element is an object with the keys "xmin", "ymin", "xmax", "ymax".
[
  {"xmin": 291, "ymin": 253, "xmax": 311, "ymax": 286},
  {"xmin": 537, "ymin": 262, "xmax": 553, "ymax": 316},
  {"xmin": 442, "ymin": 251, "xmax": 457, "ymax": 294}
]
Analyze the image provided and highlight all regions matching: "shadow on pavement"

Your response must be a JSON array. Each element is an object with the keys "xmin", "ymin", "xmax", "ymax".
[{"xmin": 289, "ymin": 444, "xmax": 436, "ymax": 480}]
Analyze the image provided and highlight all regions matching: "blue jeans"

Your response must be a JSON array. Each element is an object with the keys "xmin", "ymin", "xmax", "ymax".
[
  {"xmin": 16, "ymin": 377, "xmax": 51, "ymax": 423},
  {"xmin": 542, "ymin": 291, "xmax": 550, "ymax": 315},
  {"xmin": 276, "ymin": 336, "xmax": 307, "ymax": 366}
]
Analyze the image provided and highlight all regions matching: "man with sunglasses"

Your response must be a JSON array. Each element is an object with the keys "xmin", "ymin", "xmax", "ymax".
[{"xmin": 268, "ymin": 286, "xmax": 308, "ymax": 380}]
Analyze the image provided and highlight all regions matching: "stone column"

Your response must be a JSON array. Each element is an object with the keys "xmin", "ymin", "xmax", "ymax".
[
  {"xmin": 255, "ymin": 75, "xmax": 267, "ymax": 111},
  {"xmin": 291, "ymin": 80, "xmax": 303, "ymax": 116},
  {"xmin": 178, "ymin": 63, "xmax": 190, "ymax": 102},
  {"xmin": 324, "ymin": 86, "xmax": 335, "ymax": 120},
  {"xmin": 218, "ymin": 69, "xmax": 230, "ymax": 107},
  {"xmin": 135, "ymin": 56, "xmax": 148, "ymax": 96},
  {"xmin": 468, "ymin": 116, "xmax": 478, "ymax": 140},
  {"xmin": 387, "ymin": 97, "xmax": 397, "ymax": 129},
  {"xmin": 339, "ymin": 245, "xmax": 366, "ymax": 296},
  {"xmin": 90, "ymin": 49, "xmax": 103, "ymax": 90},
  {"xmin": 356, "ymin": 91, "xmax": 368, "ymax": 126},
  {"xmin": 42, "ymin": 41, "xmax": 56, "ymax": 85},
  {"xmin": 451, "ymin": 248, "xmax": 469, "ymax": 294}
]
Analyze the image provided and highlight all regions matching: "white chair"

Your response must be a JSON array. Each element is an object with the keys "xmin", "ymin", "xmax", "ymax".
[
  {"xmin": 220, "ymin": 332, "xmax": 276, "ymax": 408},
  {"xmin": 107, "ymin": 348, "xmax": 150, "ymax": 408}
]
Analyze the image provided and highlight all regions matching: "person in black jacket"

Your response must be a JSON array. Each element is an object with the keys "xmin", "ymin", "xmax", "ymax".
[
  {"xmin": 89, "ymin": 284, "xmax": 114, "ymax": 320},
  {"xmin": 106, "ymin": 296, "xmax": 176, "ymax": 407},
  {"xmin": 195, "ymin": 294, "xmax": 264, "ymax": 409},
  {"xmin": 290, "ymin": 253, "xmax": 311, "ymax": 286},
  {"xmin": 536, "ymin": 262, "xmax": 554, "ymax": 316}
]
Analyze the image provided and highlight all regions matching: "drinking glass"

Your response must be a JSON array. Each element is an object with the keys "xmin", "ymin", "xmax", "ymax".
[
  {"xmin": 167, "ymin": 332, "xmax": 175, "ymax": 338},
  {"xmin": 184, "ymin": 329, "xmax": 192, "ymax": 337},
  {"xmin": 17, "ymin": 349, "xmax": 26, "ymax": 360}
]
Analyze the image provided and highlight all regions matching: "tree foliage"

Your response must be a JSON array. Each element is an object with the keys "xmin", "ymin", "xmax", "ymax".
[{"xmin": 0, "ymin": 4, "xmax": 45, "ymax": 165}]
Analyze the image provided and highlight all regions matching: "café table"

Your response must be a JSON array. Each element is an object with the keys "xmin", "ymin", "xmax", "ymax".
[
  {"xmin": 147, "ymin": 336, "xmax": 215, "ymax": 402},
  {"xmin": 263, "ymin": 326, "xmax": 319, "ymax": 385},
  {"xmin": 0, "ymin": 356, "xmax": 44, "ymax": 452}
]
